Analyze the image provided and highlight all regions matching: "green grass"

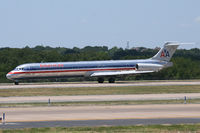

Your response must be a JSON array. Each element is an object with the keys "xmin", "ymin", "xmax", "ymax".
[
  {"xmin": 0, "ymin": 99, "xmax": 200, "ymax": 107},
  {"xmin": 1, "ymin": 124, "xmax": 200, "ymax": 133},
  {"xmin": 0, "ymin": 85, "xmax": 200, "ymax": 97}
]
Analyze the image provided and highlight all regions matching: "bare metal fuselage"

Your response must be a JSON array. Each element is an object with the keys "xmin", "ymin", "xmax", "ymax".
[{"xmin": 6, "ymin": 59, "xmax": 169, "ymax": 81}]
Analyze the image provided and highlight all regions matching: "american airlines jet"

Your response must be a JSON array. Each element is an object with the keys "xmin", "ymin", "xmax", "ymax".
[{"xmin": 6, "ymin": 42, "xmax": 179, "ymax": 85}]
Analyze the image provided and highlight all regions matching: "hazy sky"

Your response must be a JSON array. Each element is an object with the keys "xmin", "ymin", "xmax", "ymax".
[{"xmin": 0, "ymin": 0, "xmax": 200, "ymax": 49}]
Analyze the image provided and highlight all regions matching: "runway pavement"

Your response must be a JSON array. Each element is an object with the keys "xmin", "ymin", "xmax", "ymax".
[
  {"xmin": 0, "ymin": 93, "xmax": 200, "ymax": 103},
  {"xmin": 0, "ymin": 81, "xmax": 200, "ymax": 129},
  {"xmin": 1, "ymin": 118, "xmax": 200, "ymax": 129},
  {"xmin": 1, "ymin": 104, "xmax": 200, "ymax": 122},
  {"xmin": 0, "ymin": 80, "xmax": 200, "ymax": 89}
]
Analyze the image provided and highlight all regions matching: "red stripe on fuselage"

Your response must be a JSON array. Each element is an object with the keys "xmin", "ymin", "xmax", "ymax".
[
  {"xmin": 11, "ymin": 67, "xmax": 136, "ymax": 75},
  {"xmin": 8, "ymin": 72, "xmax": 14, "ymax": 74}
]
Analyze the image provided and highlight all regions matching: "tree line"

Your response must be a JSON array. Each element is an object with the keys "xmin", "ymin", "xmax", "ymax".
[{"xmin": 0, "ymin": 45, "xmax": 200, "ymax": 82}]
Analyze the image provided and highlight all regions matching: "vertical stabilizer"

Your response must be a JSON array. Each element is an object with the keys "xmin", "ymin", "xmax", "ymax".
[{"xmin": 151, "ymin": 42, "xmax": 179, "ymax": 62}]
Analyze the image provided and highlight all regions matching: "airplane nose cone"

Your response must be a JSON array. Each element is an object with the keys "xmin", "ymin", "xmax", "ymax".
[{"xmin": 6, "ymin": 72, "xmax": 12, "ymax": 80}]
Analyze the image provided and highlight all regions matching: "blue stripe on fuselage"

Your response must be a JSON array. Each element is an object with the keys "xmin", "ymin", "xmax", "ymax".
[{"xmin": 16, "ymin": 59, "xmax": 165, "ymax": 71}]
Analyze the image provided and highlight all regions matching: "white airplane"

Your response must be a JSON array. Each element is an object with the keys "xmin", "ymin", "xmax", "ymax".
[{"xmin": 6, "ymin": 42, "xmax": 179, "ymax": 85}]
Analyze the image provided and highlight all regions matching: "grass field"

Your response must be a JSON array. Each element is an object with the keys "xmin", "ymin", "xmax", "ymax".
[
  {"xmin": 0, "ymin": 85, "xmax": 200, "ymax": 97},
  {"xmin": 1, "ymin": 124, "xmax": 200, "ymax": 133},
  {"xmin": 0, "ymin": 99, "xmax": 199, "ymax": 107}
]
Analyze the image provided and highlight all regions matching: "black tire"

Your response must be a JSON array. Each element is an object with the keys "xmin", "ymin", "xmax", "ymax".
[
  {"xmin": 97, "ymin": 78, "xmax": 104, "ymax": 83},
  {"xmin": 108, "ymin": 78, "xmax": 115, "ymax": 83},
  {"xmin": 14, "ymin": 82, "xmax": 19, "ymax": 85}
]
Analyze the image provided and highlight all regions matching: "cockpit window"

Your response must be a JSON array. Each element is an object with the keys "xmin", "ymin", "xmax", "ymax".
[{"xmin": 16, "ymin": 68, "xmax": 24, "ymax": 71}]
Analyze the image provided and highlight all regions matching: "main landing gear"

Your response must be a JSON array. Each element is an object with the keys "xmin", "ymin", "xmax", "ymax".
[
  {"xmin": 108, "ymin": 77, "xmax": 115, "ymax": 83},
  {"xmin": 97, "ymin": 77, "xmax": 115, "ymax": 83},
  {"xmin": 97, "ymin": 77, "xmax": 104, "ymax": 83},
  {"xmin": 14, "ymin": 81, "xmax": 19, "ymax": 85}
]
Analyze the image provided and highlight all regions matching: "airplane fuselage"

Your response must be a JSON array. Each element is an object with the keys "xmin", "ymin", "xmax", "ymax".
[{"xmin": 6, "ymin": 59, "xmax": 168, "ymax": 80}]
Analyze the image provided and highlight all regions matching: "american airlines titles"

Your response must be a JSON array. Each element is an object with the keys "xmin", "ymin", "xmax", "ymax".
[{"xmin": 40, "ymin": 64, "xmax": 64, "ymax": 68}]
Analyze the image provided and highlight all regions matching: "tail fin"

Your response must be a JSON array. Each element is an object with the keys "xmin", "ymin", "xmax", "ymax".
[{"xmin": 151, "ymin": 42, "xmax": 179, "ymax": 62}]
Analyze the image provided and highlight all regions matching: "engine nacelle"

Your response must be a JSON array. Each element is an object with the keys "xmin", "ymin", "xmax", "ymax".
[{"xmin": 136, "ymin": 63, "xmax": 164, "ymax": 71}]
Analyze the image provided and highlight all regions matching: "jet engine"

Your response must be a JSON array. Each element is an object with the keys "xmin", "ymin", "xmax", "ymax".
[{"xmin": 136, "ymin": 63, "xmax": 164, "ymax": 72}]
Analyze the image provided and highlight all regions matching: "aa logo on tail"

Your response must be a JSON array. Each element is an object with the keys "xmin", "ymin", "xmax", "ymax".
[{"xmin": 160, "ymin": 49, "xmax": 170, "ymax": 57}]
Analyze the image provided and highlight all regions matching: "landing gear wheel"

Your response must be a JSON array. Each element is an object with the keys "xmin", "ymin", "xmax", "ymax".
[
  {"xmin": 108, "ymin": 78, "xmax": 115, "ymax": 83},
  {"xmin": 14, "ymin": 82, "xmax": 19, "ymax": 85},
  {"xmin": 97, "ymin": 78, "xmax": 104, "ymax": 83}
]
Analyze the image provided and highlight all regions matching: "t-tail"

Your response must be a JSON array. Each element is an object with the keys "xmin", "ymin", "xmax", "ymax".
[{"xmin": 151, "ymin": 42, "xmax": 179, "ymax": 62}]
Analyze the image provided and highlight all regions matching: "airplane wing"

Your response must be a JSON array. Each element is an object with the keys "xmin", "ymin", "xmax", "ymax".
[{"xmin": 88, "ymin": 70, "xmax": 154, "ymax": 77}]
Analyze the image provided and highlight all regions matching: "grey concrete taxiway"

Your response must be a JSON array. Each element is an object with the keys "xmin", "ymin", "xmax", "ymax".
[
  {"xmin": 1, "ymin": 104, "xmax": 200, "ymax": 122},
  {"xmin": 0, "ymin": 80, "xmax": 200, "ymax": 89}
]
